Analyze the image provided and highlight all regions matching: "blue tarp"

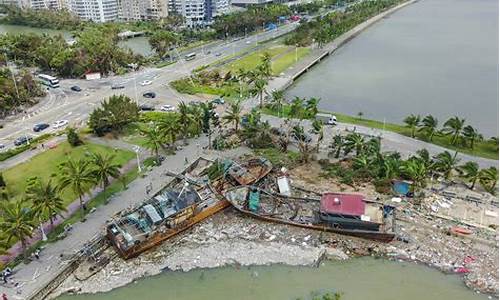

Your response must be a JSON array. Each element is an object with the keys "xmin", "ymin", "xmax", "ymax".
[{"xmin": 393, "ymin": 181, "xmax": 410, "ymax": 195}]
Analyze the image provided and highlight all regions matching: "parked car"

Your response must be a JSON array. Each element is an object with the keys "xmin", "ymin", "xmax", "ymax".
[
  {"xmin": 212, "ymin": 98, "xmax": 225, "ymax": 105},
  {"xmin": 111, "ymin": 84, "xmax": 125, "ymax": 89},
  {"xmin": 143, "ymin": 92, "xmax": 156, "ymax": 98},
  {"xmin": 33, "ymin": 123, "xmax": 50, "ymax": 132},
  {"xmin": 0, "ymin": 144, "xmax": 5, "ymax": 150},
  {"xmin": 140, "ymin": 80, "xmax": 152, "ymax": 86},
  {"xmin": 215, "ymin": 52, "xmax": 222, "ymax": 57},
  {"xmin": 160, "ymin": 104, "xmax": 175, "ymax": 112},
  {"xmin": 139, "ymin": 104, "xmax": 155, "ymax": 111},
  {"xmin": 53, "ymin": 120, "xmax": 69, "ymax": 129},
  {"xmin": 70, "ymin": 85, "xmax": 82, "ymax": 92},
  {"xmin": 14, "ymin": 136, "xmax": 33, "ymax": 146}
]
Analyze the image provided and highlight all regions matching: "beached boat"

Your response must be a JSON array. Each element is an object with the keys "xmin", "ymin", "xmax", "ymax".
[
  {"xmin": 224, "ymin": 186, "xmax": 396, "ymax": 242},
  {"xmin": 106, "ymin": 158, "xmax": 230, "ymax": 259},
  {"xmin": 225, "ymin": 157, "xmax": 273, "ymax": 185}
]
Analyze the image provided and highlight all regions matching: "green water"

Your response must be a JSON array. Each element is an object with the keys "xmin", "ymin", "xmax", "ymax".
[{"xmin": 57, "ymin": 258, "xmax": 487, "ymax": 300}]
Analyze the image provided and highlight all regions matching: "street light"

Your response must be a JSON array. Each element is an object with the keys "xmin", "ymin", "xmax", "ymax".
[
  {"xmin": 133, "ymin": 145, "xmax": 142, "ymax": 173},
  {"xmin": 295, "ymin": 44, "xmax": 298, "ymax": 62}
]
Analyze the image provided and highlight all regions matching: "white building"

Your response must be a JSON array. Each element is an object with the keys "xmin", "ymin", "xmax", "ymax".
[
  {"xmin": 168, "ymin": 0, "xmax": 227, "ymax": 27},
  {"xmin": 66, "ymin": 0, "xmax": 119, "ymax": 22},
  {"xmin": 118, "ymin": 0, "xmax": 168, "ymax": 21},
  {"xmin": 0, "ymin": 0, "xmax": 63, "ymax": 9}
]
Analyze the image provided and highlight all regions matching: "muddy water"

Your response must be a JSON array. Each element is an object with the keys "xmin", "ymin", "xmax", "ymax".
[{"xmin": 57, "ymin": 258, "xmax": 487, "ymax": 300}]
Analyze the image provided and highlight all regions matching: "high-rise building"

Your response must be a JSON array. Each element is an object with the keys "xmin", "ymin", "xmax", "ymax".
[
  {"xmin": 66, "ymin": 0, "xmax": 119, "ymax": 22},
  {"xmin": 0, "ymin": 0, "xmax": 63, "ymax": 9},
  {"xmin": 168, "ymin": 0, "xmax": 227, "ymax": 27},
  {"xmin": 118, "ymin": 0, "xmax": 168, "ymax": 21}
]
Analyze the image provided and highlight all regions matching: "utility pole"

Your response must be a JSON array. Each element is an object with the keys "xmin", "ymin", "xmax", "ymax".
[{"xmin": 133, "ymin": 145, "xmax": 142, "ymax": 172}]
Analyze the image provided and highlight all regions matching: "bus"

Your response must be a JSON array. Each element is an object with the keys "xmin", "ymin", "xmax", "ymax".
[
  {"xmin": 184, "ymin": 53, "xmax": 196, "ymax": 61},
  {"xmin": 37, "ymin": 74, "xmax": 60, "ymax": 88}
]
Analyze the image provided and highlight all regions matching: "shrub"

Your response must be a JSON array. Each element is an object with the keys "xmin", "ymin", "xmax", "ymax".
[{"xmin": 67, "ymin": 127, "xmax": 83, "ymax": 147}]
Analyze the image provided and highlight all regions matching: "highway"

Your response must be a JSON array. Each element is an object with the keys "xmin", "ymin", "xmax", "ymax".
[{"xmin": 0, "ymin": 21, "xmax": 300, "ymax": 150}]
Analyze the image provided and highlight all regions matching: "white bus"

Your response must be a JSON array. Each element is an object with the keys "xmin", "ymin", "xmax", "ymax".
[
  {"xmin": 37, "ymin": 74, "xmax": 60, "ymax": 88},
  {"xmin": 184, "ymin": 53, "xmax": 196, "ymax": 61}
]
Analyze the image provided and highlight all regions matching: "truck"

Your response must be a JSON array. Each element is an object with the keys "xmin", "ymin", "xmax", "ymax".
[{"xmin": 315, "ymin": 113, "xmax": 337, "ymax": 125}]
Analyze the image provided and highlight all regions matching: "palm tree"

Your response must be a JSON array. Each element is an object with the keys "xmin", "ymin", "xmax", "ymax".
[
  {"xmin": 157, "ymin": 114, "xmax": 181, "ymax": 149},
  {"xmin": 0, "ymin": 200, "xmax": 36, "ymax": 256},
  {"xmin": 236, "ymin": 68, "xmax": 247, "ymax": 98},
  {"xmin": 312, "ymin": 119, "xmax": 323, "ymax": 152},
  {"xmin": 250, "ymin": 77, "xmax": 268, "ymax": 108},
  {"xmin": 461, "ymin": 125, "xmax": 483, "ymax": 150},
  {"xmin": 58, "ymin": 158, "xmax": 96, "ymax": 220},
  {"xmin": 400, "ymin": 158, "xmax": 428, "ymax": 195},
  {"xmin": 89, "ymin": 152, "xmax": 121, "ymax": 189},
  {"xmin": 479, "ymin": 167, "xmax": 498, "ymax": 195},
  {"xmin": 403, "ymin": 114, "xmax": 421, "ymax": 138},
  {"xmin": 223, "ymin": 100, "xmax": 242, "ymax": 132},
  {"xmin": 257, "ymin": 52, "xmax": 272, "ymax": 78},
  {"xmin": 433, "ymin": 151, "xmax": 460, "ymax": 180},
  {"xmin": 305, "ymin": 97, "xmax": 320, "ymax": 118},
  {"xmin": 270, "ymin": 90, "xmax": 285, "ymax": 115},
  {"xmin": 489, "ymin": 136, "xmax": 499, "ymax": 151},
  {"xmin": 27, "ymin": 179, "xmax": 66, "ymax": 229},
  {"xmin": 292, "ymin": 125, "xmax": 312, "ymax": 162},
  {"xmin": 329, "ymin": 134, "xmax": 344, "ymax": 158},
  {"xmin": 381, "ymin": 155, "xmax": 401, "ymax": 179},
  {"xmin": 419, "ymin": 115, "xmax": 439, "ymax": 141},
  {"xmin": 289, "ymin": 97, "xmax": 304, "ymax": 119},
  {"xmin": 458, "ymin": 162, "xmax": 480, "ymax": 190},
  {"xmin": 140, "ymin": 125, "xmax": 166, "ymax": 163},
  {"xmin": 178, "ymin": 101, "xmax": 195, "ymax": 144},
  {"xmin": 442, "ymin": 116, "xmax": 466, "ymax": 145},
  {"xmin": 342, "ymin": 133, "xmax": 365, "ymax": 156}
]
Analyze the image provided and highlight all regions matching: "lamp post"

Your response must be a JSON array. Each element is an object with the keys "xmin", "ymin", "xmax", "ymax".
[
  {"xmin": 133, "ymin": 145, "xmax": 141, "ymax": 172},
  {"xmin": 295, "ymin": 44, "xmax": 298, "ymax": 62}
]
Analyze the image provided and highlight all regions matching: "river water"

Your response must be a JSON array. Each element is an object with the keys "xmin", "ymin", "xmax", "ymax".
[
  {"xmin": 0, "ymin": 24, "xmax": 153, "ymax": 56},
  {"xmin": 56, "ymin": 258, "xmax": 486, "ymax": 300},
  {"xmin": 286, "ymin": 0, "xmax": 499, "ymax": 137}
]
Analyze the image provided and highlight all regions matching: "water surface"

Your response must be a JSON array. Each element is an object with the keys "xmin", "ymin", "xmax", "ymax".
[
  {"xmin": 286, "ymin": 0, "xmax": 499, "ymax": 136},
  {"xmin": 57, "ymin": 258, "xmax": 487, "ymax": 300}
]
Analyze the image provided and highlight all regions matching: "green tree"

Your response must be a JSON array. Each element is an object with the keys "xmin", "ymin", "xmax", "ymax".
[
  {"xmin": 26, "ymin": 178, "xmax": 66, "ymax": 229},
  {"xmin": 289, "ymin": 97, "xmax": 304, "ymax": 119},
  {"xmin": 250, "ymin": 77, "xmax": 268, "ymax": 108},
  {"xmin": 442, "ymin": 116, "xmax": 466, "ymax": 145},
  {"xmin": 342, "ymin": 132, "xmax": 365, "ymax": 156},
  {"xmin": 292, "ymin": 125, "xmax": 312, "ymax": 162},
  {"xmin": 58, "ymin": 158, "xmax": 96, "ymax": 220},
  {"xmin": 305, "ymin": 97, "xmax": 320, "ymax": 118},
  {"xmin": 88, "ymin": 95, "xmax": 139, "ymax": 136},
  {"xmin": 157, "ymin": 113, "xmax": 181, "ymax": 149},
  {"xmin": 403, "ymin": 114, "xmax": 421, "ymax": 138},
  {"xmin": 67, "ymin": 127, "xmax": 83, "ymax": 147},
  {"xmin": 89, "ymin": 152, "xmax": 121, "ymax": 189},
  {"xmin": 223, "ymin": 101, "xmax": 242, "ymax": 132},
  {"xmin": 140, "ymin": 125, "xmax": 166, "ymax": 163},
  {"xmin": 269, "ymin": 89, "xmax": 285, "ymax": 116},
  {"xmin": 312, "ymin": 119, "xmax": 324, "ymax": 152},
  {"xmin": 0, "ymin": 200, "xmax": 36, "ymax": 256},
  {"xmin": 489, "ymin": 136, "xmax": 499, "ymax": 151},
  {"xmin": 178, "ymin": 101, "xmax": 195, "ymax": 144},
  {"xmin": 458, "ymin": 162, "xmax": 480, "ymax": 190},
  {"xmin": 461, "ymin": 125, "xmax": 483, "ymax": 150},
  {"xmin": 400, "ymin": 158, "xmax": 428, "ymax": 195},
  {"xmin": 148, "ymin": 31, "xmax": 179, "ymax": 59},
  {"xmin": 479, "ymin": 167, "xmax": 498, "ymax": 195},
  {"xmin": 418, "ymin": 115, "xmax": 438, "ymax": 141},
  {"xmin": 433, "ymin": 151, "xmax": 460, "ymax": 180},
  {"xmin": 329, "ymin": 134, "xmax": 344, "ymax": 158}
]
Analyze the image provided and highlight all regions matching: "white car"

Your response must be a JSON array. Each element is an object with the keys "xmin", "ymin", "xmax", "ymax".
[
  {"xmin": 140, "ymin": 80, "xmax": 152, "ymax": 86},
  {"xmin": 53, "ymin": 120, "xmax": 69, "ymax": 129},
  {"xmin": 160, "ymin": 104, "xmax": 176, "ymax": 112}
]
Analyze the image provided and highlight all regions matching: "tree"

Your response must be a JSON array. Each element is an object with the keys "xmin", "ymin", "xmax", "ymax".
[
  {"xmin": 88, "ymin": 95, "xmax": 139, "ymax": 136},
  {"xmin": 67, "ymin": 127, "xmax": 83, "ymax": 147},
  {"xmin": 26, "ymin": 178, "xmax": 66, "ymax": 229},
  {"xmin": 329, "ymin": 134, "xmax": 344, "ymax": 158},
  {"xmin": 357, "ymin": 111, "xmax": 363, "ymax": 120},
  {"xmin": 0, "ymin": 173, "xmax": 6, "ymax": 188},
  {"xmin": 400, "ymin": 158, "xmax": 428, "ymax": 195},
  {"xmin": 178, "ymin": 101, "xmax": 195, "ymax": 144},
  {"xmin": 312, "ymin": 119, "xmax": 324, "ymax": 152},
  {"xmin": 458, "ymin": 162, "xmax": 480, "ymax": 190},
  {"xmin": 58, "ymin": 158, "xmax": 96, "ymax": 220},
  {"xmin": 418, "ymin": 115, "xmax": 438, "ymax": 141},
  {"xmin": 403, "ymin": 114, "xmax": 421, "ymax": 138},
  {"xmin": 479, "ymin": 167, "xmax": 498, "ymax": 195},
  {"xmin": 442, "ymin": 116, "xmax": 466, "ymax": 145},
  {"xmin": 305, "ymin": 97, "xmax": 320, "ymax": 118},
  {"xmin": 461, "ymin": 125, "xmax": 483, "ymax": 150},
  {"xmin": 148, "ymin": 31, "xmax": 179, "ymax": 59},
  {"xmin": 289, "ymin": 97, "xmax": 304, "ymax": 119},
  {"xmin": 342, "ymin": 133, "xmax": 365, "ymax": 156},
  {"xmin": 140, "ymin": 125, "xmax": 166, "ymax": 163},
  {"xmin": 223, "ymin": 101, "xmax": 242, "ymax": 132},
  {"xmin": 269, "ymin": 89, "xmax": 285, "ymax": 115},
  {"xmin": 433, "ymin": 151, "xmax": 460, "ymax": 181},
  {"xmin": 257, "ymin": 52, "xmax": 272, "ymax": 78},
  {"xmin": 157, "ymin": 114, "xmax": 181, "ymax": 150},
  {"xmin": 489, "ymin": 136, "xmax": 499, "ymax": 151},
  {"xmin": 89, "ymin": 152, "xmax": 121, "ymax": 189},
  {"xmin": 250, "ymin": 77, "xmax": 268, "ymax": 108},
  {"xmin": 0, "ymin": 200, "xmax": 36, "ymax": 256},
  {"xmin": 292, "ymin": 125, "xmax": 312, "ymax": 162}
]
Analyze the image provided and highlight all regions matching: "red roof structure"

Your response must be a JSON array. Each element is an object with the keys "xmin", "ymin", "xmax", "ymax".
[{"xmin": 320, "ymin": 193, "xmax": 365, "ymax": 216}]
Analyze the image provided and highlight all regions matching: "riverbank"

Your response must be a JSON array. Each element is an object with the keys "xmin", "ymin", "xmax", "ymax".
[{"xmin": 50, "ymin": 165, "xmax": 499, "ymax": 298}]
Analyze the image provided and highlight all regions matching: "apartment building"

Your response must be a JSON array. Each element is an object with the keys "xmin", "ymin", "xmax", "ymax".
[
  {"xmin": 118, "ymin": 0, "xmax": 168, "ymax": 21},
  {"xmin": 66, "ymin": 0, "xmax": 118, "ymax": 22},
  {"xmin": 168, "ymin": 0, "xmax": 227, "ymax": 27},
  {"xmin": 0, "ymin": 0, "xmax": 63, "ymax": 9}
]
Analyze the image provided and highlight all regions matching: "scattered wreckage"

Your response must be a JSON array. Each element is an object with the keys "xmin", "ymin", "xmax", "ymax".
[{"xmin": 106, "ymin": 156, "xmax": 395, "ymax": 260}]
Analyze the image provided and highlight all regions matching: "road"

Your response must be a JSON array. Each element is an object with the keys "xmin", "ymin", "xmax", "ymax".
[{"xmin": 0, "ymin": 21, "xmax": 300, "ymax": 152}]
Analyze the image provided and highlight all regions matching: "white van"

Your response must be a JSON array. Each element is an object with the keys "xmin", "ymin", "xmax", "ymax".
[{"xmin": 315, "ymin": 113, "xmax": 337, "ymax": 125}]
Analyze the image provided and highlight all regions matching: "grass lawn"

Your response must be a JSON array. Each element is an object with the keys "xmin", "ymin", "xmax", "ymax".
[
  {"xmin": 2, "ymin": 141, "xmax": 135, "ymax": 205},
  {"xmin": 271, "ymin": 47, "xmax": 310, "ymax": 75},
  {"xmin": 261, "ymin": 106, "xmax": 498, "ymax": 160}
]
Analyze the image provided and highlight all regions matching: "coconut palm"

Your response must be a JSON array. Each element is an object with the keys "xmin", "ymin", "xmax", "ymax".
[
  {"xmin": 457, "ymin": 162, "xmax": 480, "ymax": 190},
  {"xmin": 223, "ymin": 100, "xmax": 242, "ymax": 132},
  {"xmin": 312, "ymin": 119, "xmax": 324, "ymax": 152},
  {"xmin": 489, "ymin": 136, "xmax": 499, "ymax": 151},
  {"xmin": 442, "ymin": 116, "xmax": 466, "ymax": 145},
  {"xmin": 140, "ymin": 125, "xmax": 166, "ymax": 163},
  {"xmin": 381, "ymin": 155, "xmax": 401, "ymax": 179},
  {"xmin": 269, "ymin": 90, "xmax": 285, "ymax": 115},
  {"xmin": 461, "ymin": 125, "xmax": 483, "ymax": 150},
  {"xmin": 89, "ymin": 152, "xmax": 122, "ymax": 189},
  {"xmin": 257, "ymin": 52, "xmax": 272, "ymax": 78},
  {"xmin": 479, "ymin": 167, "xmax": 498, "ymax": 195},
  {"xmin": 418, "ymin": 115, "xmax": 439, "ymax": 141},
  {"xmin": 400, "ymin": 158, "xmax": 428, "ymax": 194},
  {"xmin": 178, "ymin": 101, "xmax": 195, "ymax": 144},
  {"xmin": 329, "ymin": 134, "xmax": 344, "ymax": 158},
  {"xmin": 157, "ymin": 114, "xmax": 181, "ymax": 149},
  {"xmin": 433, "ymin": 151, "xmax": 460, "ymax": 180},
  {"xmin": 236, "ymin": 68, "xmax": 248, "ymax": 98},
  {"xmin": 305, "ymin": 97, "xmax": 320, "ymax": 118},
  {"xmin": 250, "ymin": 77, "xmax": 268, "ymax": 108},
  {"xmin": 342, "ymin": 133, "xmax": 365, "ymax": 156},
  {"xmin": 58, "ymin": 158, "xmax": 96, "ymax": 220},
  {"xmin": 289, "ymin": 97, "xmax": 304, "ymax": 119},
  {"xmin": 403, "ymin": 114, "xmax": 421, "ymax": 138},
  {"xmin": 26, "ymin": 179, "xmax": 66, "ymax": 229},
  {"xmin": 0, "ymin": 200, "xmax": 36, "ymax": 256}
]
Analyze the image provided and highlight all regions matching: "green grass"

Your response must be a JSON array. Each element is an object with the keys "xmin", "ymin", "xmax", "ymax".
[
  {"xmin": 0, "ymin": 133, "xmax": 53, "ymax": 162},
  {"xmin": 170, "ymin": 78, "xmax": 246, "ymax": 98},
  {"xmin": 271, "ymin": 47, "xmax": 310, "ymax": 75},
  {"xmin": 2, "ymin": 141, "xmax": 135, "ymax": 204},
  {"xmin": 261, "ymin": 106, "xmax": 499, "ymax": 160},
  {"xmin": 253, "ymin": 148, "xmax": 301, "ymax": 168}
]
